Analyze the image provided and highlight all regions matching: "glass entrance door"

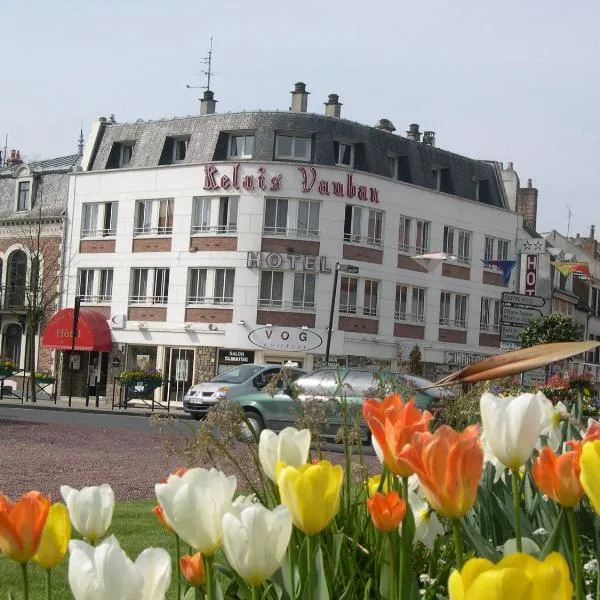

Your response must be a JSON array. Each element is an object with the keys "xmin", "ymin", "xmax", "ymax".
[{"xmin": 163, "ymin": 347, "xmax": 194, "ymax": 405}]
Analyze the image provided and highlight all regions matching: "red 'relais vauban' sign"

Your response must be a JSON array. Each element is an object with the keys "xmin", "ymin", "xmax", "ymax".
[{"xmin": 203, "ymin": 164, "xmax": 380, "ymax": 203}]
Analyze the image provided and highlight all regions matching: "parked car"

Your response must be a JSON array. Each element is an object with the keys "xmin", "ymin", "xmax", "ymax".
[
  {"xmin": 228, "ymin": 367, "xmax": 449, "ymax": 441},
  {"xmin": 182, "ymin": 364, "xmax": 306, "ymax": 420}
]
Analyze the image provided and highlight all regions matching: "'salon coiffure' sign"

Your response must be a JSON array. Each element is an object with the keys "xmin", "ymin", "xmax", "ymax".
[{"xmin": 203, "ymin": 164, "xmax": 380, "ymax": 203}]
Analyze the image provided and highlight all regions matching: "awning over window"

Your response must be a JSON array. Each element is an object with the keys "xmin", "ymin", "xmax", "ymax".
[{"xmin": 42, "ymin": 308, "xmax": 112, "ymax": 352}]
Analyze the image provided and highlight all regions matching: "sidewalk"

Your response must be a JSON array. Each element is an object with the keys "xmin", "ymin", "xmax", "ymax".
[{"xmin": 0, "ymin": 392, "xmax": 189, "ymax": 419}]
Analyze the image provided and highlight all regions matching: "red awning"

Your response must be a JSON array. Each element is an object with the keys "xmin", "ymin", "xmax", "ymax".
[{"xmin": 42, "ymin": 308, "xmax": 112, "ymax": 352}]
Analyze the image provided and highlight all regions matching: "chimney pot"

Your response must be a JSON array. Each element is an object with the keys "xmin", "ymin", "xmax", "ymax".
[
  {"xmin": 374, "ymin": 118, "xmax": 396, "ymax": 132},
  {"xmin": 527, "ymin": 178, "xmax": 532, "ymax": 188},
  {"xmin": 6, "ymin": 149, "xmax": 23, "ymax": 166},
  {"xmin": 406, "ymin": 123, "xmax": 422, "ymax": 142},
  {"xmin": 591, "ymin": 225, "xmax": 595, "ymax": 240},
  {"xmin": 200, "ymin": 90, "xmax": 217, "ymax": 115},
  {"xmin": 324, "ymin": 93, "xmax": 342, "ymax": 118},
  {"xmin": 422, "ymin": 131, "xmax": 436, "ymax": 146},
  {"xmin": 508, "ymin": 161, "xmax": 514, "ymax": 170},
  {"xmin": 290, "ymin": 82, "xmax": 309, "ymax": 113}
]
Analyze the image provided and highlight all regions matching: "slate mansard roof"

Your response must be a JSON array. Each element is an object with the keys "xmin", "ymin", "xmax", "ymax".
[
  {"xmin": 85, "ymin": 112, "xmax": 507, "ymax": 209},
  {"xmin": 0, "ymin": 154, "xmax": 80, "ymax": 220}
]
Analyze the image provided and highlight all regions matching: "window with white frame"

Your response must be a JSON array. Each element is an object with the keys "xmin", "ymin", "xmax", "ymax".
[
  {"xmin": 17, "ymin": 181, "xmax": 30, "ymax": 212},
  {"xmin": 363, "ymin": 280, "xmax": 379, "ymax": 317},
  {"xmin": 395, "ymin": 285, "xmax": 425, "ymax": 323},
  {"xmin": 214, "ymin": 269, "xmax": 235, "ymax": 304},
  {"xmin": 344, "ymin": 205, "xmax": 384, "ymax": 247},
  {"xmin": 228, "ymin": 134, "xmax": 254, "ymax": 159},
  {"xmin": 275, "ymin": 134, "xmax": 312, "ymax": 161},
  {"xmin": 398, "ymin": 217, "xmax": 411, "ymax": 252},
  {"xmin": 296, "ymin": 200, "xmax": 320, "ymax": 237},
  {"xmin": 130, "ymin": 268, "xmax": 169, "ymax": 304},
  {"xmin": 497, "ymin": 239, "xmax": 509, "ymax": 261},
  {"xmin": 186, "ymin": 268, "xmax": 235, "ymax": 304},
  {"xmin": 264, "ymin": 198, "xmax": 288, "ymax": 235},
  {"xmin": 292, "ymin": 273, "xmax": 316, "ymax": 310},
  {"xmin": 259, "ymin": 271, "xmax": 284, "ymax": 308},
  {"xmin": 443, "ymin": 226, "xmax": 471, "ymax": 264},
  {"xmin": 480, "ymin": 297, "xmax": 500, "ymax": 332},
  {"xmin": 339, "ymin": 276, "xmax": 358, "ymax": 314},
  {"xmin": 81, "ymin": 202, "xmax": 118, "ymax": 237},
  {"xmin": 388, "ymin": 155, "xmax": 412, "ymax": 183},
  {"xmin": 333, "ymin": 141, "xmax": 354, "ymax": 167},
  {"xmin": 119, "ymin": 143, "xmax": 134, "ymax": 167},
  {"xmin": 191, "ymin": 197, "xmax": 212, "ymax": 234},
  {"xmin": 217, "ymin": 197, "xmax": 238, "ymax": 233},
  {"xmin": 415, "ymin": 220, "xmax": 430, "ymax": 254},
  {"xmin": 440, "ymin": 291, "xmax": 468, "ymax": 328},
  {"xmin": 78, "ymin": 269, "xmax": 113, "ymax": 303},
  {"xmin": 134, "ymin": 199, "xmax": 173, "ymax": 235},
  {"xmin": 172, "ymin": 138, "xmax": 188, "ymax": 162},
  {"xmin": 484, "ymin": 236, "xmax": 495, "ymax": 262},
  {"xmin": 191, "ymin": 196, "xmax": 238, "ymax": 234},
  {"xmin": 484, "ymin": 236, "xmax": 510, "ymax": 263}
]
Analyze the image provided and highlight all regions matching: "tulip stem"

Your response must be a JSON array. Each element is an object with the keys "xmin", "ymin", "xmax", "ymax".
[
  {"xmin": 20, "ymin": 562, "xmax": 29, "ymax": 600},
  {"xmin": 567, "ymin": 509, "xmax": 584, "ymax": 600},
  {"xmin": 205, "ymin": 554, "xmax": 215, "ymax": 600},
  {"xmin": 399, "ymin": 476, "xmax": 411, "ymax": 597},
  {"xmin": 511, "ymin": 469, "xmax": 522, "ymax": 552},
  {"xmin": 288, "ymin": 536, "xmax": 295, "ymax": 599},
  {"xmin": 174, "ymin": 534, "xmax": 181, "ymax": 600},
  {"xmin": 307, "ymin": 535, "xmax": 314, "ymax": 600},
  {"xmin": 251, "ymin": 585, "xmax": 260, "ymax": 600},
  {"xmin": 451, "ymin": 519, "xmax": 464, "ymax": 570},
  {"xmin": 388, "ymin": 533, "xmax": 398, "ymax": 600},
  {"xmin": 45, "ymin": 568, "xmax": 51, "ymax": 600}
]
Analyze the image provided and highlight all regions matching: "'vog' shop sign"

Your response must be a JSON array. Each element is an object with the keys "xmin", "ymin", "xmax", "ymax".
[{"xmin": 248, "ymin": 326, "xmax": 323, "ymax": 351}]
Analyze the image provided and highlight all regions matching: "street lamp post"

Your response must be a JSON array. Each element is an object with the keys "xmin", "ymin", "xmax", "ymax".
[
  {"xmin": 68, "ymin": 296, "xmax": 82, "ymax": 408},
  {"xmin": 325, "ymin": 263, "xmax": 359, "ymax": 365}
]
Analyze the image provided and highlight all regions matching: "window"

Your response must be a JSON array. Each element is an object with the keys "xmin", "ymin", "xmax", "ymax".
[
  {"xmin": 259, "ymin": 271, "xmax": 284, "ymax": 308},
  {"xmin": 395, "ymin": 285, "xmax": 425, "ymax": 322},
  {"xmin": 432, "ymin": 168, "xmax": 442, "ymax": 191},
  {"xmin": 218, "ymin": 197, "xmax": 238, "ymax": 234},
  {"xmin": 292, "ymin": 273, "xmax": 316, "ymax": 310},
  {"xmin": 388, "ymin": 155, "xmax": 412, "ymax": 183},
  {"xmin": 130, "ymin": 268, "xmax": 169, "ymax": 304},
  {"xmin": 480, "ymin": 298, "xmax": 500, "ymax": 332},
  {"xmin": 2, "ymin": 323, "xmax": 22, "ymax": 367},
  {"xmin": 339, "ymin": 276, "xmax": 358, "ymax": 314},
  {"xmin": 81, "ymin": 202, "xmax": 118, "ymax": 237},
  {"xmin": 214, "ymin": 269, "xmax": 235, "ymax": 304},
  {"xmin": 474, "ymin": 178, "xmax": 491, "ymax": 203},
  {"xmin": 484, "ymin": 237, "xmax": 510, "ymax": 264},
  {"xmin": 106, "ymin": 142, "xmax": 135, "ymax": 168},
  {"xmin": 398, "ymin": 217, "xmax": 411, "ymax": 252},
  {"xmin": 191, "ymin": 197, "xmax": 212, "ymax": 233},
  {"xmin": 363, "ymin": 280, "xmax": 379, "ymax": 317},
  {"xmin": 5, "ymin": 250, "xmax": 27, "ymax": 308},
  {"xmin": 134, "ymin": 199, "xmax": 173, "ymax": 235},
  {"xmin": 229, "ymin": 135, "xmax": 254, "ymax": 159},
  {"xmin": 187, "ymin": 269, "xmax": 207, "ymax": 303},
  {"xmin": 432, "ymin": 167, "xmax": 452, "ymax": 193},
  {"xmin": 415, "ymin": 220, "xmax": 430, "ymax": 254},
  {"xmin": 77, "ymin": 269, "xmax": 113, "ymax": 302},
  {"xmin": 264, "ymin": 198, "xmax": 288, "ymax": 235},
  {"xmin": 297, "ymin": 201, "xmax": 320, "ymax": 237},
  {"xmin": 333, "ymin": 141, "xmax": 354, "ymax": 167},
  {"xmin": 159, "ymin": 137, "xmax": 190, "ymax": 165},
  {"xmin": 484, "ymin": 236, "xmax": 495, "ymax": 262},
  {"xmin": 440, "ymin": 291, "xmax": 468, "ymax": 328},
  {"xmin": 275, "ymin": 134, "xmax": 312, "ymax": 161},
  {"xmin": 120, "ymin": 144, "xmax": 134, "ymax": 167},
  {"xmin": 344, "ymin": 205, "xmax": 383, "ymax": 246},
  {"xmin": 443, "ymin": 226, "xmax": 471, "ymax": 264},
  {"xmin": 17, "ymin": 181, "xmax": 30, "ymax": 211},
  {"xmin": 497, "ymin": 239, "xmax": 509, "ymax": 261}
]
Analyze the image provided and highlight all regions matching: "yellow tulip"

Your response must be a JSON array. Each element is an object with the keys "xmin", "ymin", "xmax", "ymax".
[
  {"xmin": 448, "ymin": 552, "xmax": 572, "ymax": 600},
  {"xmin": 33, "ymin": 503, "xmax": 71, "ymax": 569},
  {"xmin": 580, "ymin": 439, "xmax": 600, "ymax": 514},
  {"xmin": 277, "ymin": 460, "xmax": 343, "ymax": 536},
  {"xmin": 367, "ymin": 475, "xmax": 388, "ymax": 498}
]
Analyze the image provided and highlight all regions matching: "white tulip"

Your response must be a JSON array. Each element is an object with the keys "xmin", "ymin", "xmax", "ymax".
[
  {"xmin": 68, "ymin": 535, "xmax": 171, "ymax": 600},
  {"xmin": 259, "ymin": 427, "xmax": 311, "ymax": 482},
  {"xmin": 155, "ymin": 467, "xmax": 236, "ymax": 555},
  {"xmin": 61, "ymin": 484, "xmax": 115, "ymax": 543},
  {"xmin": 480, "ymin": 391, "xmax": 549, "ymax": 470},
  {"xmin": 401, "ymin": 492, "xmax": 444, "ymax": 550},
  {"xmin": 222, "ymin": 504, "xmax": 292, "ymax": 586},
  {"xmin": 539, "ymin": 398, "xmax": 568, "ymax": 451}
]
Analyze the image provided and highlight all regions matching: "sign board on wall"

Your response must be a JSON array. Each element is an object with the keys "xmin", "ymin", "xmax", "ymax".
[
  {"xmin": 501, "ymin": 305, "xmax": 543, "ymax": 326},
  {"xmin": 517, "ymin": 239, "xmax": 546, "ymax": 254},
  {"xmin": 248, "ymin": 327, "xmax": 323, "ymax": 352},
  {"xmin": 218, "ymin": 349, "xmax": 255, "ymax": 365},
  {"xmin": 524, "ymin": 255, "xmax": 538, "ymax": 296},
  {"xmin": 501, "ymin": 293, "xmax": 545, "ymax": 308}
]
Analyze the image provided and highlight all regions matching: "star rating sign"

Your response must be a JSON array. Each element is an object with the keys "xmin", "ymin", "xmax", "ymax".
[
  {"xmin": 533, "ymin": 241, "xmax": 544, "ymax": 251},
  {"xmin": 522, "ymin": 241, "xmax": 532, "ymax": 251}
]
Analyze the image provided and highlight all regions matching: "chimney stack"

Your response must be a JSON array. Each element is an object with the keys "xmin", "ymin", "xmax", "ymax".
[
  {"xmin": 422, "ymin": 131, "xmax": 436, "ymax": 146},
  {"xmin": 200, "ymin": 90, "xmax": 217, "ymax": 115},
  {"xmin": 516, "ymin": 179, "xmax": 538, "ymax": 231},
  {"xmin": 591, "ymin": 225, "xmax": 595, "ymax": 240},
  {"xmin": 290, "ymin": 82, "xmax": 309, "ymax": 113},
  {"xmin": 324, "ymin": 94, "xmax": 342, "ymax": 118},
  {"xmin": 406, "ymin": 123, "xmax": 421, "ymax": 142},
  {"xmin": 527, "ymin": 178, "xmax": 532, "ymax": 188},
  {"xmin": 374, "ymin": 119, "xmax": 396, "ymax": 132},
  {"xmin": 5, "ymin": 149, "xmax": 23, "ymax": 166}
]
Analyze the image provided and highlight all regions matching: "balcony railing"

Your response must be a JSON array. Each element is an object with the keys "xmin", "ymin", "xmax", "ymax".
[
  {"xmin": 81, "ymin": 228, "xmax": 116, "ymax": 238},
  {"xmin": 439, "ymin": 317, "xmax": 467, "ymax": 329},
  {"xmin": 187, "ymin": 295, "xmax": 234, "ymax": 305},
  {"xmin": 343, "ymin": 233, "xmax": 383, "ymax": 248},
  {"xmin": 395, "ymin": 311, "xmax": 425, "ymax": 324},
  {"xmin": 258, "ymin": 299, "xmax": 316, "ymax": 311},
  {"xmin": 79, "ymin": 294, "xmax": 113, "ymax": 304},
  {"xmin": 339, "ymin": 304, "xmax": 379, "ymax": 318},
  {"xmin": 190, "ymin": 225, "xmax": 237, "ymax": 235},
  {"xmin": 129, "ymin": 295, "xmax": 168, "ymax": 305},
  {"xmin": 262, "ymin": 226, "xmax": 320, "ymax": 239},
  {"xmin": 133, "ymin": 225, "xmax": 173, "ymax": 236}
]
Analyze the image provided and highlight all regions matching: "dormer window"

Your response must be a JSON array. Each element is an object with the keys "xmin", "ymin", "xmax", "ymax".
[
  {"xmin": 228, "ymin": 134, "xmax": 254, "ymax": 159},
  {"xmin": 275, "ymin": 134, "xmax": 311, "ymax": 162},
  {"xmin": 106, "ymin": 141, "xmax": 136, "ymax": 169},
  {"xmin": 17, "ymin": 181, "xmax": 30, "ymax": 212},
  {"xmin": 333, "ymin": 141, "xmax": 354, "ymax": 167},
  {"xmin": 159, "ymin": 136, "xmax": 190, "ymax": 165}
]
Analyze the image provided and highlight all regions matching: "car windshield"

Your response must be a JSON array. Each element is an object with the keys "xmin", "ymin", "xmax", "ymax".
[{"xmin": 211, "ymin": 365, "xmax": 264, "ymax": 384}]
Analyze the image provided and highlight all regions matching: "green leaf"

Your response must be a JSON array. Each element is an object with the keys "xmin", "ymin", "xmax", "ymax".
[
  {"xmin": 362, "ymin": 578, "xmax": 373, "ymax": 600},
  {"xmin": 183, "ymin": 589, "xmax": 196, "ymax": 600},
  {"xmin": 461, "ymin": 515, "xmax": 501, "ymax": 561},
  {"xmin": 540, "ymin": 509, "xmax": 566, "ymax": 558},
  {"xmin": 310, "ymin": 543, "xmax": 330, "ymax": 600}
]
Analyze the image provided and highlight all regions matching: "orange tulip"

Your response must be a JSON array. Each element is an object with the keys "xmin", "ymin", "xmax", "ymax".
[
  {"xmin": 366, "ymin": 491, "xmax": 407, "ymax": 532},
  {"xmin": 398, "ymin": 425, "xmax": 483, "ymax": 518},
  {"xmin": 531, "ymin": 445, "xmax": 583, "ymax": 507},
  {"xmin": 180, "ymin": 552, "xmax": 205, "ymax": 586},
  {"xmin": 152, "ymin": 504, "xmax": 172, "ymax": 531},
  {"xmin": 0, "ymin": 491, "xmax": 51, "ymax": 562},
  {"xmin": 362, "ymin": 394, "xmax": 433, "ymax": 477},
  {"xmin": 159, "ymin": 466, "xmax": 188, "ymax": 484},
  {"xmin": 567, "ymin": 420, "xmax": 600, "ymax": 454}
]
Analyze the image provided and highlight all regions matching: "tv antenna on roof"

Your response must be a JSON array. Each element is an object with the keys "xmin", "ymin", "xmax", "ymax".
[
  {"xmin": 186, "ymin": 37, "xmax": 214, "ymax": 92},
  {"xmin": 566, "ymin": 204, "xmax": 573, "ymax": 237}
]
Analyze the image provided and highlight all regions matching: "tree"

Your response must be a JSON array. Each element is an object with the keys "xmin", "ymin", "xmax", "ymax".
[
  {"xmin": 518, "ymin": 313, "xmax": 583, "ymax": 348},
  {"xmin": 407, "ymin": 345, "xmax": 423, "ymax": 376}
]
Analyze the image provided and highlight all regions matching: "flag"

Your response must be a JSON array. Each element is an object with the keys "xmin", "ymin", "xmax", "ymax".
[
  {"xmin": 481, "ymin": 260, "xmax": 516, "ymax": 284},
  {"xmin": 552, "ymin": 261, "xmax": 591, "ymax": 278},
  {"xmin": 413, "ymin": 252, "xmax": 457, "ymax": 260}
]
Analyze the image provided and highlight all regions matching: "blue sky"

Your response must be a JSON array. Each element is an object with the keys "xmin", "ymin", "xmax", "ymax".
[{"xmin": 1, "ymin": 0, "xmax": 598, "ymax": 236}]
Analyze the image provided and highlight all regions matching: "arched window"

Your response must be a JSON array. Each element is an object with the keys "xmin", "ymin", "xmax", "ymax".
[
  {"xmin": 6, "ymin": 250, "xmax": 27, "ymax": 308},
  {"xmin": 2, "ymin": 323, "xmax": 22, "ymax": 365}
]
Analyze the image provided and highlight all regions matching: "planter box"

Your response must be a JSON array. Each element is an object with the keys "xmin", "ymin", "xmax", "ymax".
[
  {"xmin": 35, "ymin": 377, "xmax": 56, "ymax": 385},
  {"xmin": 122, "ymin": 378, "xmax": 162, "ymax": 398},
  {"xmin": 0, "ymin": 366, "xmax": 15, "ymax": 377}
]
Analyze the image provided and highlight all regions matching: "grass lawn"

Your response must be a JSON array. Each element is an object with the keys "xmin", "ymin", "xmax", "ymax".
[{"xmin": 0, "ymin": 500, "xmax": 183, "ymax": 599}]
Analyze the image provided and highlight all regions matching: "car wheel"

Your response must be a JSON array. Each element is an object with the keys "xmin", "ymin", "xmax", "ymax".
[{"xmin": 240, "ymin": 409, "xmax": 264, "ymax": 442}]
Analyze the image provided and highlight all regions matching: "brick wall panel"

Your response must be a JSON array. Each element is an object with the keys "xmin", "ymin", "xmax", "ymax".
[
  {"xmin": 261, "ymin": 238, "xmax": 320, "ymax": 255},
  {"xmin": 482, "ymin": 270, "xmax": 507, "ymax": 287},
  {"xmin": 79, "ymin": 239, "xmax": 116, "ymax": 253},
  {"xmin": 127, "ymin": 307, "xmax": 167, "ymax": 321},
  {"xmin": 441, "ymin": 263, "xmax": 471, "ymax": 280},
  {"xmin": 397, "ymin": 254, "xmax": 428, "ymax": 272},
  {"xmin": 256, "ymin": 311, "xmax": 316, "ymax": 327},
  {"xmin": 185, "ymin": 308, "xmax": 233, "ymax": 323},
  {"xmin": 338, "ymin": 316, "xmax": 379, "ymax": 334},
  {"xmin": 342, "ymin": 244, "xmax": 383, "ymax": 265},
  {"xmin": 189, "ymin": 237, "xmax": 237, "ymax": 251},
  {"xmin": 438, "ymin": 328, "xmax": 467, "ymax": 343},
  {"xmin": 479, "ymin": 332, "xmax": 500, "ymax": 347},
  {"xmin": 393, "ymin": 323, "xmax": 425, "ymax": 339},
  {"xmin": 132, "ymin": 238, "xmax": 172, "ymax": 252}
]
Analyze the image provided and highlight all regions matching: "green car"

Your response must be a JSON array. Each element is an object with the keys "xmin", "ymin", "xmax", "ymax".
[{"xmin": 229, "ymin": 367, "xmax": 449, "ymax": 442}]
